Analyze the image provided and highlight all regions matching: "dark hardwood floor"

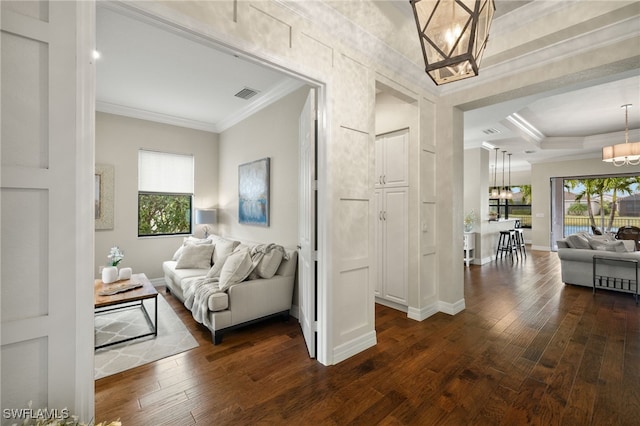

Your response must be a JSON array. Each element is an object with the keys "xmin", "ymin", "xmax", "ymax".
[{"xmin": 95, "ymin": 249, "xmax": 640, "ymax": 425}]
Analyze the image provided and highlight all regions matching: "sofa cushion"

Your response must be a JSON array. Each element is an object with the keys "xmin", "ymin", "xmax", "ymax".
[
  {"xmin": 565, "ymin": 233, "xmax": 591, "ymax": 250},
  {"xmin": 219, "ymin": 249, "xmax": 253, "ymax": 290},
  {"xmin": 172, "ymin": 236, "xmax": 213, "ymax": 261},
  {"xmin": 176, "ymin": 244, "xmax": 215, "ymax": 269}
]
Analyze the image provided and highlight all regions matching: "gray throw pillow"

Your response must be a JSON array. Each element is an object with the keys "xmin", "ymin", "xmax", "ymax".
[
  {"xmin": 175, "ymin": 244, "xmax": 214, "ymax": 269},
  {"xmin": 255, "ymin": 249, "xmax": 283, "ymax": 279},
  {"xmin": 566, "ymin": 234, "xmax": 591, "ymax": 250}
]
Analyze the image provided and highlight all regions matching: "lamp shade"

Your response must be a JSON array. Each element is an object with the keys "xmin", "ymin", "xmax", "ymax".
[
  {"xmin": 602, "ymin": 105, "xmax": 640, "ymax": 166},
  {"xmin": 195, "ymin": 209, "xmax": 217, "ymax": 225},
  {"xmin": 602, "ymin": 142, "xmax": 640, "ymax": 166},
  {"xmin": 411, "ymin": 0, "xmax": 495, "ymax": 85}
]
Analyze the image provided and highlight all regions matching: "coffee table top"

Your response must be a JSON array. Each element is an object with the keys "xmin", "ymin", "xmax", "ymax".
[{"xmin": 94, "ymin": 273, "xmax": 157, "ymax": 309}]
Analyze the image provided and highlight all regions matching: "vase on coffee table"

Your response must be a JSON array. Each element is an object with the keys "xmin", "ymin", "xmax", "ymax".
[{"xmin": 102, "ymin": 266, "xmax": 118, "ymax": 284}]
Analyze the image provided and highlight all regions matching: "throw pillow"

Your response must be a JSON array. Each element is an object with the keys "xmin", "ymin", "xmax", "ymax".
[
  {"xmin": 172, "ymin": 237, "xmax": 213, "ymax": 261},
  {"xmin": 175, "ymin": 244, "xmax": 215, "ymax": 269},
  {"xmin": 588, "ymin": 240, "xmax": 634, "ymax": 253},
  {"xmin": 212, "ymin": 238, "xmax": 240, "ymax": 265},
  {"xmin": 219, "ymin": 249, "xmax": 253, "ymax": 291},
  {"xmin": 206, "ymin": 253, "xmax": 229, "ymax": 279},
  {"xmin": 565, "ymin": 233, "xmax": 591, "ymax": 250},
  {"xmin": 255, "ymin": 249, "xmax": 283, "ymax": 279}
]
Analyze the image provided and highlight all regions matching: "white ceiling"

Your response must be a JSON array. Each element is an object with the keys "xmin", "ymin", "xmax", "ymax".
[
  {"xmin": 96, "ymin": 2, "xmax": 640, "ymax": 172},
  {"xmin": 96, "ymin": 6, "xmax": 304, "ymax": 133}
]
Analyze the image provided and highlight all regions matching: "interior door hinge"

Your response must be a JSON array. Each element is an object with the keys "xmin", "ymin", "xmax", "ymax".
[
  {"xmin": 312, "ymin": 321, "xmax": 318, "ymax": 332},
  {"xmin": 312, "ymin": 180, "xmax": 318, "ymax": 190},
  {"xmin": 312, "ymin": 250, "xmax": 319, "ymax": 261}
]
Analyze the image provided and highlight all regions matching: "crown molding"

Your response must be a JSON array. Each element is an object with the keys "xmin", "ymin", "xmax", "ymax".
[
  {"xmin": 215, "ymin": 78, "xmax": 305, "ymax": 132},
  {"xmin": 96, "ymin": 101, "xmax": 220, "ymax": 132},
  {"xmin": 97, "ymin": 77, "xmax": 305, "ymax": 134}
]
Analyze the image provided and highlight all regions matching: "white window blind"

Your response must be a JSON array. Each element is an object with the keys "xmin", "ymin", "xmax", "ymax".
[{"xmin": 138, "ymin": 150, "xmax": 194, "ymax": 193}]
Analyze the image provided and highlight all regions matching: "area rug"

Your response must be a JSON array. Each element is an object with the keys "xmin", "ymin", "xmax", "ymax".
[{"xmin": 94, "ymin": 293, "xmax": 198, "ymax": 380}]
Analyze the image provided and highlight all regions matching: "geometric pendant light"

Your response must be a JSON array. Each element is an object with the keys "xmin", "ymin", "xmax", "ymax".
[{"xmin": 410, "ymin": 0, "xmax": 496, "ymax": 85}]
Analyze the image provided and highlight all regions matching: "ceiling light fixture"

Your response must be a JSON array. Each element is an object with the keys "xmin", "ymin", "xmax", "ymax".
[
  {"xmin": 499, "ymin": 150, "xmax": 507, "ymax": 199},
  {"xmin": 602, "ymin": 104, "xmax": 640, "ymax": 166},
  {"xmin": 410, "ymin": 0, "xmax": 495, "ymax": 85},
  {"xmin": 491, "ymin": 147, "xmax": 499, "ymax": 198},
  {"xmin": 506, "ymin": 153, "xmax": 513, "ymax": 199}
]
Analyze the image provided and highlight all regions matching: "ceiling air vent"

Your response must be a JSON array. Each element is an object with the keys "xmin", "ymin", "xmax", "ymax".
[
  {"xmin": 482, "ymin": 127, "xmax": 501, "ymax": 135},
  {"xmin": 234, "ymin": 87, "xmax": 259, "ymax": 100}
]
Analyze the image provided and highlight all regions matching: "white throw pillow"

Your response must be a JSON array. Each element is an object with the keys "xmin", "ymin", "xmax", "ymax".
[
  {"xmin": 175, "ymin": 244, "xmax": 214, "ymax": 269},
  {"xmin": 212, "ymin": 238, "xmax": 241, "ymax": 265},
  {"xmin": 206, "ymin": 254, "xmax": 228, "ymax": 279},
  {"xmin": 255, "ymin": 249, "xmax": 283, "ymax": 279},
  {"xmin": 219, "ymin": 250, "xmax": 253, "ymax": 291},
  {"xmin": 172, "ymin": 237, "xmax": 213, "ymax": 261}
]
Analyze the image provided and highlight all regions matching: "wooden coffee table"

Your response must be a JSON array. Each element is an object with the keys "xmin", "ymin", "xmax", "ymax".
[{"xmin": 94, "ymin": 273, "xmax": 158, "ymax": 350}]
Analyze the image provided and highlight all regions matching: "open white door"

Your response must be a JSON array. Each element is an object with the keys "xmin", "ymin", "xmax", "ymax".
[{"xmin": 298, "ymin": 89, "xmax": 317, "ymax": 358}]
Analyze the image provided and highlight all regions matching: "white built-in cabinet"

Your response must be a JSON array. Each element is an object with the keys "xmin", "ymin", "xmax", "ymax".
[
  {"xmin": 375, "ymin": 130, "xmax": 409, "ymax": 306},
  {"xmin": 375, "ymin": 128, "xmax": 409, "ymax": 188}
]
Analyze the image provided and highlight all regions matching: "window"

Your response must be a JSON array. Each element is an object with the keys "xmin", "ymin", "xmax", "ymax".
[
  {"xmin": 138, "ymin": 150, "xmax": 194, "ymax": 237},
  {"xmin": 562, "ymin": 174, "xmax": 640, "ymax": 236},
  {"xmin": 488, "ymin": 185, "xmax": 532, "ymax": 227}
]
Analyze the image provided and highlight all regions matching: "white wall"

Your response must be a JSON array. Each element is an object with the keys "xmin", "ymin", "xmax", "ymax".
[
  {"xmin": 95, "ymin": 112, "xmax": 218, "ymax": 280},
  {"xmin": 217, "ymin": 86, "xmax": 308, "ymax": 248}
]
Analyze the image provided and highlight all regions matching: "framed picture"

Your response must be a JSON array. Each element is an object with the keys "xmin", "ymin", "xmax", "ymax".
[
  {"xmin": 238, "ymin": 157, "xmax": 270, "ymax": 226},
  {"xmin": 95, "ymin": 163, "xmax": 114, "ymax": 230}
]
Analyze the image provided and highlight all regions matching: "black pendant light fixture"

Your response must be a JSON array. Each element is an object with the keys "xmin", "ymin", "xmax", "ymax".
[
  {"xmin": 410, "ymin": 0, "xmax": 496, "ymax": 85},
  {"xmin": 491, "ymin": 147, "xmax": 499, "ymax": 198}
]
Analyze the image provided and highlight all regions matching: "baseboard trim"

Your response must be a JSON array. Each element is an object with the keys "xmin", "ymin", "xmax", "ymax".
[
  {"xmin": 150, "ymin": 277, "xmax": 166, "ymax": 287},
  {"xmin": 375, "ymin": 297, "xmax": 408, "ymax": 313},
  {"xmin": 531, "ymin": 245, "xmax": 551, "ymax": 251},
  {"xmin": 407, "ymin": 303, "xmax": 439, "ymax": 321},
  {"xmin": 332, "ymin": 331, "xmax": 377, "ymax": 365},
  {"xmin": 290, "ymin": 304, "xmax": 300, "ymax": 319},
  {"xmin": 438, "ymin": 298, "xmax": 466, "ymax": 315}
]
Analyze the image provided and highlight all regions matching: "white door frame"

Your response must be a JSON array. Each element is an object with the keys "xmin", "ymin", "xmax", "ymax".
[{"xmin": 92, "ymin": 2, "xmax": 331, "ymax": 365}]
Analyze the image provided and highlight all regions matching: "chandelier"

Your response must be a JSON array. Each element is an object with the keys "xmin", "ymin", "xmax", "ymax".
[
  {"xmin": 602, "ymin": 104, "xmax": 640, "ymax": 166},
  {"xmin": 410, "ymin": 0, "xmax": 496, "ymax": 85}
]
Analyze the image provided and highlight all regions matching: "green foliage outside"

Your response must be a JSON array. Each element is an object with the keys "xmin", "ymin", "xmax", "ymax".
[
  {"xmin": 568, "ymin": 202, "xmax": 588, "ymax": 216},
  {"xmin": 138, "ymin": 193, "xmax": 191, "ymax": 236},
  {"xmin": 564, "ymin": 176, "xmax": 640, "ymax": 233}
]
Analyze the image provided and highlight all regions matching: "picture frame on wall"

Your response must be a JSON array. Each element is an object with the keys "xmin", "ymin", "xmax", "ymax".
[
  {"xmin": 95, "ymin": 163, "xmax": 114, "ymax": 230},
  {"xmin": 238, "ymin": 157, "xmax": 270, "ymax": 226}
]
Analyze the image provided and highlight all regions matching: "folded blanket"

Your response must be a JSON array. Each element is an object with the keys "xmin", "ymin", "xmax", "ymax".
[{"xmin": 183, "ymin": 277, "xmax": 223, "ymax": 328}]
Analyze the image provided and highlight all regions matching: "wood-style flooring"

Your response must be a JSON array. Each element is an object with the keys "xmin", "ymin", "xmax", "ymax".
[{"xmin": 95, "ymin": 249, "xmax": 640, "ymax": 425}]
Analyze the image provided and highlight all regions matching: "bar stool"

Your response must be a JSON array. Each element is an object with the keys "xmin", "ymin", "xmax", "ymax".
[
  {"xmin": 496, "ymin": 230, "xmax": 519, "ymax": 261},
  {"xmin": 513, "ymin": 228, "xmax": 526, "ymax": 258}
]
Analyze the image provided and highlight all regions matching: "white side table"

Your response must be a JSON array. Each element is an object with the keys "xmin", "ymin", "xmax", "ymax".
[{"xmin": 463, "ymin": 232, "xmax": 476, "ymax": 267}]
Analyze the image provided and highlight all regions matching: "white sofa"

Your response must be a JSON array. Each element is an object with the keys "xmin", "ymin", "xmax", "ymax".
[
  {"xmin": 556, "ymin": 232, "xmax": 639, "ymax": 288},
  {"xmin": 163, "ymin": 234, "xmax": 297, "ymax": 344}
]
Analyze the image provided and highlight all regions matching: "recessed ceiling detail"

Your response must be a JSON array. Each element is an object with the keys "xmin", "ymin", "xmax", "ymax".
[{"xmin": 482, "ymin": 128, "xmax": 501, "ymax": 135}]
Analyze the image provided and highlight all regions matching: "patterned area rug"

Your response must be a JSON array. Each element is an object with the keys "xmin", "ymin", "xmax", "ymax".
[{"xmin": 94, "ymin": 293, "xmax": 198, "ymax": 380}]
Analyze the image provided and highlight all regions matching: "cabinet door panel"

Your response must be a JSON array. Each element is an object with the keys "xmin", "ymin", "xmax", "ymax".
[
  {"xmin": 375, "ymin": 190, "xmax": 383, "ymax": 296},
  {"xmin": 382, "ymin": 188, "xmax": 408, "ymax": 304},
  {"xmin": 382, "ymin": 130, "xmax": 408, "ymax": 187}
]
